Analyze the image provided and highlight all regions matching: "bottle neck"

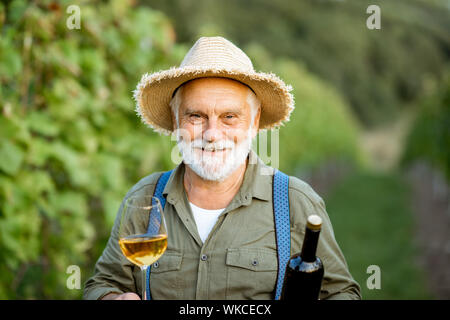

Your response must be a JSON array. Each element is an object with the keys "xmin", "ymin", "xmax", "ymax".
[{"xmin": 300, "ymin": 227, "xmax": 320, "ymax": 262}]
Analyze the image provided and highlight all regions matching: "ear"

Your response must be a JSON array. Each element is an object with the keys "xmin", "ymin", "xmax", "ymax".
[
  {"xmin": 251, "ymin": 107, "xmax": 261, "ymax": 139},
  {"xmin": 170, "ymin": 109, "xmax": 177, "ymax": 131}
]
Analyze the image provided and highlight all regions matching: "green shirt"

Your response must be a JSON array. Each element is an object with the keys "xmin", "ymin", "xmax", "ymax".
[{"xmin": 83, "ymin": 151, "xmax": 361, "ymax": 300}]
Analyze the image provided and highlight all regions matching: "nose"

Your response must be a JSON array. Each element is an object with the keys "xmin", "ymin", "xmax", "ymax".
[{"xmin": 203, "ymin": 117, "xmax": 222, "ymax": 142}]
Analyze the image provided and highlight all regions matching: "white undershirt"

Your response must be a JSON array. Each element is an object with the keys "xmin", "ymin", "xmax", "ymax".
[{"xmin": 189, "ymin": 202, "xmax": 225, "ymax": 243}]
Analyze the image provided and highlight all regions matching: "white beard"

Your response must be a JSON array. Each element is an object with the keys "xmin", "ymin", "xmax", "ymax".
[{"xmin": 176, "ymin": 128, "xmax": 253, "ymax": 182}]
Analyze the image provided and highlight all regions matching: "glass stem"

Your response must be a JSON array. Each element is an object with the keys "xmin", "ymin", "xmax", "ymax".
[{"xmin": 141, "ymin": 265, "xmax": 148, "ymax": 300}]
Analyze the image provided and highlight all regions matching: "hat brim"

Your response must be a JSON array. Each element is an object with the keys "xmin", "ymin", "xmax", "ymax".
[{"xmin": 133, "ymin": 66, "xmax": 295, "ymax": 135}]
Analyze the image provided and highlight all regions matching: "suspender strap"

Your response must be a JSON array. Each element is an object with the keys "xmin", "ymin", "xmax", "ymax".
[
  {"xmin": 145, "ymin": 170, "xmax": 173, "ymax": 300},
  {"xmin": 144, "ymin": 169, "xmax": 291, "ymax": 300},
  {"xmin": 273, "ymin": 169, "xmax": 291, "ymax": 300}
]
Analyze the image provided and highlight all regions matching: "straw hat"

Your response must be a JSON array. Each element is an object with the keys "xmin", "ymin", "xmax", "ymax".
[{"xmin": 133, "ymin": 36, "xmax": 295, "ymax": 135}]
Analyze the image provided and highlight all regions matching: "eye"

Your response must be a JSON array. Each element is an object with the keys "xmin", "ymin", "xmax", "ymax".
[
  {"xmin": 188, "ymin": 113, "xmax": 204, "ymax": 124},
  {"xmin": 189, "ymin": 113, "xmax": 203, "ymax": 122},
  {"xmin": 224, "ymin": 113, "xmax": 237, "ymax": 120}
]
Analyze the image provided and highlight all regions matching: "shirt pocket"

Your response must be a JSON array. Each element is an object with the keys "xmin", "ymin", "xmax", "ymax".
[
  {"xmin": 150, "ymin": 251, "xmax": 183, "ymax": 274},
  {"xmin": 145, "ymin": 251, "xmax": 184, "ymax": 299},
  {"xmin": 225, "ymin": 247, "xmax": 278, "ymax": 299}
]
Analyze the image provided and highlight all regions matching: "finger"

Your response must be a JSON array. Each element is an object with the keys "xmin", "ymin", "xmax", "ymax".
[{"xmin": 117, "ymin": 292, "xmax": 141, "ymax": 300}]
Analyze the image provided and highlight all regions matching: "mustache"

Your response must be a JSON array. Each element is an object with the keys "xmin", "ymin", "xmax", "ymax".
[{"xmin": 181, "ymin": 139, "xmax": 236, "ymax": 151}]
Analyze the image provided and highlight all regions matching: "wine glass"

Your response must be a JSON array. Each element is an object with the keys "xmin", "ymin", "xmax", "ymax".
[{"xmin": 118, "ymin": 194, "xmax": 168, "ymax": 300}]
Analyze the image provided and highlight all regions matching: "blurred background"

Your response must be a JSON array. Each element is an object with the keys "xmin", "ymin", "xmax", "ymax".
[{"xmin": 0, "ymin": 0, "xmax": 448, "ymax": 299}]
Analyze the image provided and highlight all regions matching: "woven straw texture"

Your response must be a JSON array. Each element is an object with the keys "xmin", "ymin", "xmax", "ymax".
[{"xmin": 134, "ymin": 36, "xmax": 295, "ymax": 135}]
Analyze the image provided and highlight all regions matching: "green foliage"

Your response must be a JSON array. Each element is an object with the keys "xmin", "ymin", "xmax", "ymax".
[
  {"xmin": 326, "ymin": 170, "xmax": 432, "ymax": 299},
  {"xmin": 145, "ymin": 0, "xmax": 450, "ymax": 127},
  {"xmin": 0, "ymin": 0, "xmax": 182, "ymax": 299},
  {"xmin": 1, "ymin": 0, "xmax": 442, "ymax": 300},
  {"xmin": 276, "ymin": 59, "xmax": 362, "ymax": 172},
  {"xmin": 245, "ymin": 43, "xmax": 362, "ymax": 173},
  {"xmin": 401, "ymin": 73, "xmax": 450, "ymax": 181}
]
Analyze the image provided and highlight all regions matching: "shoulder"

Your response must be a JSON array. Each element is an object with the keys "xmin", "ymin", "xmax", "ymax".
[
  {"xmin": 288, "ymin": 175, "xmax": 325, "ymax": 207},
  {"xmin": 286, "ymin": 174, "xmax": 328, "ymax": 227},
  {"xmin": 124, "ymin": 171, "xmax": 166, "ymax": 199}
]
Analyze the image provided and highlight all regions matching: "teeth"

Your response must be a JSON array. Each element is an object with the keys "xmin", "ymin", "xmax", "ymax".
[{"xmin": 202, "ymin": 148, "xmax": 224, "ymax": 151}]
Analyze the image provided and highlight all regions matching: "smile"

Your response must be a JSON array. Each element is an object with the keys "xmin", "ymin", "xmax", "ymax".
[
  {"xmin": 192, "ymin": 147, "xmax": 231, "ymax": 154},
  {"xmin": 200, "ymin": 148, "xmax": 228, "ymax": 152}
]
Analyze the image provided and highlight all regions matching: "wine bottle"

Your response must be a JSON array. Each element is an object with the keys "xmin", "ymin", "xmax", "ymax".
[{"xmin": 280, "ymin": 214, "xmax": 324, "ymax": 300}]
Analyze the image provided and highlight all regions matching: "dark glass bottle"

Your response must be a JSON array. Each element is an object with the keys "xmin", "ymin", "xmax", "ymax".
[{"xmin": 280, "ymin": 215, "xmax": 324, "ymax": 300}]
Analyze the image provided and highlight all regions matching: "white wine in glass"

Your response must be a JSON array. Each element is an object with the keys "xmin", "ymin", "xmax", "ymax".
[{"xmin": 118, "ymin": 194, "xmax": 167, "ymax": 300}]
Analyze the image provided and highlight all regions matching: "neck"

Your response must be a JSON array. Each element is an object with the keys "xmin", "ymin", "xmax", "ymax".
[{"xmin": 183, "ymin": 159, "xmax": 248, "ymax": 210}]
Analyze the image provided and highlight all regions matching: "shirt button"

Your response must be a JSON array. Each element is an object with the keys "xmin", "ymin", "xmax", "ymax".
[
  {"xmin": 201, "ymin": 254, "xmax": 208, "ymax": 261},
  {"xmin": 153, "ymin": 261, "xmax": 159, "ymax": 268},
  {"xmin": 252, "ymin": 259, "xmax": 259, "ymax": 266}
]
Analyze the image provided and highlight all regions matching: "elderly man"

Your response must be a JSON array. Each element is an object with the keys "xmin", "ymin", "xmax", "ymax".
[{"xmin": 83, "ymin": 36, "xmax": 361, "ymax": 300}]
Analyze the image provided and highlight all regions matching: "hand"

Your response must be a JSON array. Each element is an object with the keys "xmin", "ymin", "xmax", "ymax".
[{"xmin": 102, "ymin": 292, "xmax": 141, "ymax": 300}]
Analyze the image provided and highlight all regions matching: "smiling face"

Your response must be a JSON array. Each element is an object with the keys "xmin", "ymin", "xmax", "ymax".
[{"xmin": 171, "ymin": 77, "xmax": 261, "ymax": 181}]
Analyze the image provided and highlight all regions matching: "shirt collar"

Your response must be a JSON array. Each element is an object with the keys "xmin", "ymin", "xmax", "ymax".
[
  {"xmin": 163, "ymin": 149, "xmax": 273, "ymax": 206},
  {"xmin": 238, "ymin": 149, "xmax": 273, "ymax": 202}
]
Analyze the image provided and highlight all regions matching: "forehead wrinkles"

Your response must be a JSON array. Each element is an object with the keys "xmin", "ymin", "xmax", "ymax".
[
  {"xmin": 180, "ymin": 79, "xmax": 251, "ymax": 112},
  {"xmin": 183, "ymin": 91, "xmax": 247, "ymax": 113}
]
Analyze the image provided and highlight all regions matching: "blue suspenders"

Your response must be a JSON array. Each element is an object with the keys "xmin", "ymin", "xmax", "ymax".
[
  {"xmin": 272, "ymin": 169, "xmax": 291, "ymax": 300},
  {"xmin": 145, "ymin": 170, "xmax": 173, "ymax": 300},
  {"xmin": 145, "ymin": 169, "xmax": 290, "ymax": 300}
]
